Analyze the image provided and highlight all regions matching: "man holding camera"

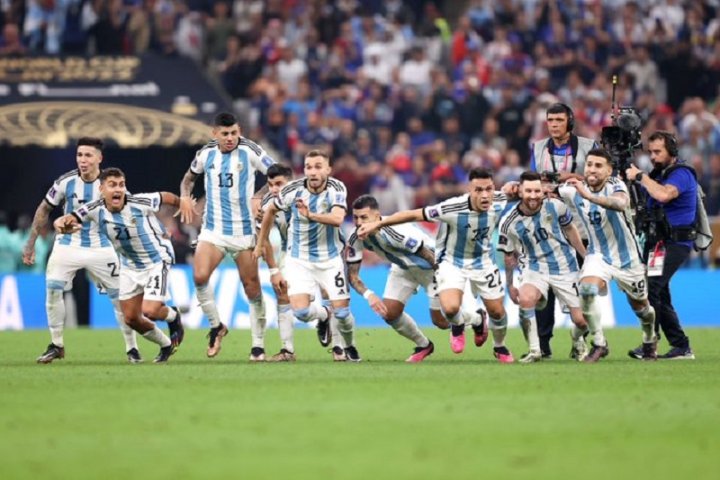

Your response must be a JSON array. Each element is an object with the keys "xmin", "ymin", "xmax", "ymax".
[
  {"xmin": 625, "ymin": 132, "xmax": 695, "ymax": 359},
  {"xmin": 529, "ymin": 103, "xmax": 597, "ymax": 358}
]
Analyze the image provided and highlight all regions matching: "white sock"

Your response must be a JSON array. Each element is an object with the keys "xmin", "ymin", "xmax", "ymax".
[
  {"xmin": 165, "ymin": 306, "xmax": 177, "ymax": 322},
  {"xmin": 46, "ymin": 287, "xmax": 65, "ymax": 347},
  {"xmin": 582, "ymin": 294, "xmax": 606, "ymax": 346},
  {"xmin": 389, "ymin": 312, "xmax": 429, "ymax": 347},
  {"xmin": 462, "ymin": 309, "xmax": 482, "ymax": 327},
  {"xmin": 249, "ymin": 295, "xmax": 267, "ymax": 348},
  {"xmin": 443, "ymin": 309, "xmax": 464, "ymax": 326},
  {"xmin": 277, "ymin": 303, "xmax": 294, "ymax": 352},
  {"xmin": 635, "ymin": 305, "xmax": 657, "ymax": 343},
  {"xmin": 330, "ymin": 313, "xmax": 344, "ymax": 348},
  {"xmin": 489, "ymin": 314, "xmax": 508, "ymax": 347},
  {"xmin": 571, "ymin": 323, "xmax": 588, "ymax": 341},
  {"xmin": 519, "ymin": 308, "xmax": 540, "ymax": 352},
  {"xmin": 336, "ymin": 310, "xmax": 355, "ymax": 347},
  {"xmin": 308, "ymin": 303, "xmax": 328, "ymax": 322},
  {"xmin": 111, "ymin": 298, "xmax": 137, "ymax": 351},
  {"xmin": 142, "ymin": 325, "xmax": 172, "ymax": 347},
  {"xmin": 196, "ymin": 284, "xmax": 220, "ymax": 328}
]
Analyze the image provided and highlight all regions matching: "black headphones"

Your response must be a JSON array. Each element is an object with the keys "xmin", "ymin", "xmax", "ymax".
[
  {"xmin": 657, "ymin": 131, "xmax": 679, "ymax": 157},
  {"xmin": 549, "ymin": 103, "xmax": 575, "ymax": 132}
]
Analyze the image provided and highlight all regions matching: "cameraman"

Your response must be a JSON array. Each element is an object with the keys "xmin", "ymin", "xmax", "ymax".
[
  {"xmin": 529, "ymin": 103, "xmax": 596, "ymax": 358},
  {"xmin": 625, "ymin": 131, "xmax": 695, "ymax": 360}
]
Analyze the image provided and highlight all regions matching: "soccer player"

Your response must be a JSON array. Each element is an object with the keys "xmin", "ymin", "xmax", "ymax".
[
  {"xmin": 23, "ymin": 137, "xmax": 140, "ymax": 364},
  {"xmin": 559, "ymin": 148, "xmax": 658, "ymax": 361},
  {"xmin": 255, "ymin": 164, "xmax": 340, "ymax": 361},
  {"xmin": 254, "ymin": 150, "xmax": 361, "ymax": 362},
  {"xmin": 178, "ymin": 112, "xmax": 275, "ymax": 359},
  {"xmin": 498, "ymin": 172, "xmax": 589, "ymax": 363},
  {"xmin": 347, "ymin": 195, "xmax": 448, "ymax": 363},
  {"xmin": 358, "ymin": 168, "xmax": 513, "ymax": 363},
  {"xmin": 53, "ymin": 168, "xmax": 190, "ymax": 363}
]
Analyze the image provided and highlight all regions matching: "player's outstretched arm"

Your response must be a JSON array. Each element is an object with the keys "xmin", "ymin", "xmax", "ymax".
[
  {"xmin": 562, "ymin": 222, "xmax": 587, "ymax": 258},
  {"xmin": 179, "ymin": 169, "xmax": 199, "ymax": 223},
  {"xmin": 564, "ymin": 178, "xmax": 629, "ymax": 211},
  {"xmin": 53, "ymin": 214, "xmax": 80, "ymax": 235},
  {"xmin": 22, "ymin": 200, "xmax": 53, "ymax": 265},
  {"xmin": 296, "ymin": 201, "xmax": 345, "ymax": 227},
  {"xmin": 253, "ymin": 202, "xmax": 278, "ymax": 262},
  {"xmin": 347, "ymin": 261, "xmax": 387, "ymax": 318},
  {"xmin": 163, "ymin": 192, "xmax": 196, "ymax": 224},
  {"xmin": 357, "ymin": 208, "xmax": 424, "ymax": 239}
]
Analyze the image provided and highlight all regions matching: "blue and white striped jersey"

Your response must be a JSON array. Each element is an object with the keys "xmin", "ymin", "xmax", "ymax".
[
  {"xmin": 45, "ymin": 169, "xmax": 111, "ymax": 249},
  {"xmin": 74, "ymin": 193, "xmax": 175, "ymax": 269},
  {"xmin": 190, "ymin": 138, "xmax": 275, "ymax": 237},
  {"xmin": 274, "ymin": 177, "xmax": 347, "ymax": 262},
  {"xmin": 346, "ymin": 222, "xmax": 434, "ymax": 270},
  {"xmin": 559, "ymin": 178, "xmax": 642, "ymax": 269},
  {"xmin": 259, "ymin": 191, "xmax": 291, "ymax": 251},
  {"xmin": 498, "ymin": 199, "xmax": 579, "ymax": 275},
  {"xmin": 423, "ymin": 193, "xmax": 509, "ymax": 269}
]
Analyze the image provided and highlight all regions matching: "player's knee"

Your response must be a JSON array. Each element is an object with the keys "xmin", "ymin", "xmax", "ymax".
[
  {"xmin": 441, "ymin": 305, "xmax": 460, "ymax": 319},
  {"xmin": 193, "ymin": 271, "xmax": 211, "ymax": 286},
  {"xmin": 124, "ymin": 315, "xmax": 142, "ymax": 329},
  {"xmin": 293, "ymin": 307, "xmax": 312, "ymax": 322},
  {"xmin": 242, "ymin": 281, "xmax": 261, "ymax": 300},
  {"xmin": 142, "ymin": 305, "xmax": 163, "ymax": 320},
  {"xmin": 486, "ymin": 304, "xmax": 505, "ymax": 320},
  {"xmin": 518, "ymin": 295, "xmax": 536, "ymax": 310},
  {"xmin": 334, "ymin": 306, "xmax": 350, "ymax": 321},
  {"xmin": 579, "ymin": 283, "xmax": 599, "ymax": 299}
]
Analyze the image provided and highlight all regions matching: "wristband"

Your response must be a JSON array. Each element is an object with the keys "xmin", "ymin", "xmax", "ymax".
[
  {"xmin": 363, "ymin": 290, "xmax": 375, "ymax": 300},
  {"xmin": 636, "ymin": 172, "xmax": 644, "ymax": 182},
  {"xmin": 269, "ymin": 268, "xmax": 280, "ymax": 275}
]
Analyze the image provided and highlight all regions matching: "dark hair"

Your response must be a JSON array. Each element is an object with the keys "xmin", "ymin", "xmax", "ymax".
[
  {"xmin": 99, "ymin": 167, "xmax": 125, "ymax": 182},
  {"xmin": 77, "ymin": 137, "xmax": 104, "ymax": 151},
  {"xmin": 546, "ymin": 103, "xmax": 575, "ymax": 132},
  {"xmin": 352, "ymin": 194, "xmax": 379, "ymax": 211},
  {"xmin": 648, "ymin": 131, "xmax": 679, "ymax": 157},
  {"xmin": 213, "ymin": 112, "xmax": 238, "ymax": 127},
  {"xmin": 267, "ymin": 163, "xmax": 293, "ymax": 180},
  {"xmin": 305, "ymin": 149, "xmax": 332, "ymax": 165},
  {"xmin": 468, "ymin": 167, "xmax": 493, "ymax": 181},
  {"xmin": 586, "ymin": 148, "xmax": 614, "ymax": 165},
  {"xmin": 519, "ymin": 171, "xmax": 542, "ymax": 183}
]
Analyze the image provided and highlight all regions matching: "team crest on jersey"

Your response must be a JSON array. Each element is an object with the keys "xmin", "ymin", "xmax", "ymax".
[
  {"xmin": 236, "ymin": 162, "xmax": 244, "ymax": 171},
  {"xmin": 544, "ymin": 214, "xmax": 553, "ymax": 224},
  {"xmin": 130, "ymin": 217, "xmax": 137, "ymax": 225}
]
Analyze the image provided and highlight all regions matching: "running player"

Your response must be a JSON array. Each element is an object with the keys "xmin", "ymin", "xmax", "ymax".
[
  {"xmin": 347, "ymin": 194, "xmax": 449, "ymax": 363},
  {"xmin": 559, "ymin": 148, "xmax": 658, "ymax": 361},
  {"xmin": 254, "ymin": 150, "xmax": 361, "ymax": 362},
  {"xmin": 358, "ymin": 168, "xmax": 512, "ymax": 363},
  {"xmin": 53, "ymin": 168, "xmax": 190, "ymax": 363},
  {"xmin": 178, "ymin": 112, "xmax": 275, "ymax": 358},
  {"xmin": 24, "ymin": 137, "xmax": 140, "ymax": 364},
  {"xmin": 498, "ymin": 171, "xmax": 589, "ymax": 363}
]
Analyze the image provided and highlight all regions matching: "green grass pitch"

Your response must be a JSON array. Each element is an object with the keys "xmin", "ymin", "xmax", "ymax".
[{"xmin": 1, "ymin": 327, "xmax": 719, "ymax": 480}]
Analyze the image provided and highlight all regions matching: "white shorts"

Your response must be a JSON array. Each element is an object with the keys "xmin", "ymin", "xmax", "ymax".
[
  {"xmin": 383, "ymin": 265, "xmax": 440, "ymax": 310},
  {"xmin": 518, "ymin": 269, "xmax": 581, "ymax": 309},
  {"xmin": 119, "ymin": 262, "xmax": 171, "ymax": 302},
  {"xmin": 198, "ymin": 228, "xmax": 255, "ymax": 258},
  {"xmin": 46, "ymin": 244, "xmax": 120, "ymax": 292},
  {"xmin": 581, "ymin": 254, "xmax": 648, "ymax": 301},
  {"xmin": 436, "ymin": 261, "xmax": 504, "ymax": 300},
  {"xmin": 284, "ymin": 256, "xmax": 350, "ymax": 301}
]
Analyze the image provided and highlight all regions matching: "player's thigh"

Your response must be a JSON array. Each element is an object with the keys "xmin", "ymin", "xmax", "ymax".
[
  {"xmin": 193, "ymin": 239, "xmax": 226, "ymax": 284},
  {"xmin": 612, "ymin": 263, "xmax": 648, "ymax": 302},
  {"xmin": 579, "ymin": 255, "xmax": 611, "ymax": 295},
  {"xmin": 285, "ymin": 258, "xmax": 318, "ymax": 299},
  {"xmin": 84, "ymin": 248, "xmax": 121, "ymax": 291},
  {"xmin": 314, "ymin": 258, "xmax": 350, "ymax": 302},
  {"xmin": 517, "ymin": 270, "xmax": 549, "ymax": 308},
  {"xmin": 549, "ymin": 274, "xmax": 582, "ymax": 309},
  {"xmin": 234, "ymin": 250, "xmax": 260, "ymax": 285},
  {"xmin": 119, "ymin": 267, "xmax": 150, "ymax": 304},
  {"xmin": 383, "ymin": 267, "xmax": 419, "ymax": 306},
  {"xmin": 45, "ymin": 244, "xmax": 84, "ymax": 284}
]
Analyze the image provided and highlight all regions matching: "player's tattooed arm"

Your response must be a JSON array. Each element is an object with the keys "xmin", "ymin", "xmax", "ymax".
[
  {"xmin": 178, "ymin": 169, "xmax": 199, "ymax": 223},
  {"xmin": 22, "ymin": 200, "xmax": 53, "ymax": 265},
  {"xmin": 503, "ymin": 252, "xmax": 520, "ymax": 304},
  {"xmin": 179, "ymin": 168, "xmax": 197, "ymax": 198},
  {"xmin": 346, "ymin": 261, "xmax": 368, "ymax": 296},
  {"xmin": 586, "ymin": 192, "xmax": 629, "ymax": 211},
  {"xmin": 417, "ymin": 245, "xmax": 437, "ymax": 269},
  {"xmin": 562, "ymin": 222, "xmax": 586, "ymax": 258}
]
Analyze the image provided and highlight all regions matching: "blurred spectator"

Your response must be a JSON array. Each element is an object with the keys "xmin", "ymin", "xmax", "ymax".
[
  {"xmin": 0, "ymin": 22, "xmax": 26, "ymax": 56},
  {"xmin": 24, "ymin": 0, "xmax": 69, "ymax": 54},
  {"xmin": 0, "ymin": 211, "xmax": 22, "ymax": 273}
]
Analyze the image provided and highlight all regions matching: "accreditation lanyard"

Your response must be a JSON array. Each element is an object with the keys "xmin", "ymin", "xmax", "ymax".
[{"xmin": 647, "ymin": 241, "xmax": 666, "ymax": 277}]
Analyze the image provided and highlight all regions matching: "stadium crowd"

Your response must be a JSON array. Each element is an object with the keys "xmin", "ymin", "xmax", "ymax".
[{"xmin": 1, "ymin": 0, "xmax": 719, "ymax": 271}]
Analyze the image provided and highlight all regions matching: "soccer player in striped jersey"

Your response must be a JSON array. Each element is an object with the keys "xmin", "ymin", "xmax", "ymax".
[
  {"xmin": 178, "ymin": 112, "xmax": 275, "ymax": 359},
  {"xmin": 358, "ymin": 168, "xmax": 514, "ymax": 363},
  {"xmin": 54, "ymin": 168, "xmax": 192, "ymax": 363},
  {"xmin": 254, "ymin": 150, "xmax": 361, "ymax": 362},
  {"xmin": 23, "ymin": 137, "xmax": 141, "ymax": 364},
  {"xmin": 347, "ymin": 195, "xmax": 448, "ymax": 363},
  {"xmin": 498, "ymin": 172, "xmax": 589, "ymax": 363},
  {"xmin": 558, "ymin": 148, "xmax": 658, "ymax": 361}
]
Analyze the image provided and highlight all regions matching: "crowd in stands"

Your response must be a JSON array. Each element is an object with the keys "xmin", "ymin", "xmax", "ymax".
[{"xmin": 1, "ymin": 0, "xmax": 720, "ymax": 270}]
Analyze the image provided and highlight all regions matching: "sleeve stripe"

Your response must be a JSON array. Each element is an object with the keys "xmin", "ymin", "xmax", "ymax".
[
  {"xmin": 499, "ymin": 210, "xmax": 519, "ymax": 235},
  {"xmin": 327, "ymin": 178, "xmax": 346, "ymax": 192},
  {"xmin": 239, "ymin": 138, "xmax": 262, "ymax": 156},
  {"xmin": 384, "ymin": 227, "xmax": 405, "ymax": 242},
  {"xmin": 442, "ymin": 204, "xmax": 469, "ymax": 214},
  {"xmin": 84, "ymin": 199, "xmax": 104, "ymax": 211},
  {"xmin": 280, "ymin": 179, "xmax": 304, "ymax": 197}
]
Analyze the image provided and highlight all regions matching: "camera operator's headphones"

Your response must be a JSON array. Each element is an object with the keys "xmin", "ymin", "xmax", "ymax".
[
  {"xmin": 657, "ymin": 131, "xmax": 679, "ymax": 157},
  {"xmin": 549, "ymin": 103, "xmax": 575, "ymax": 132}
]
